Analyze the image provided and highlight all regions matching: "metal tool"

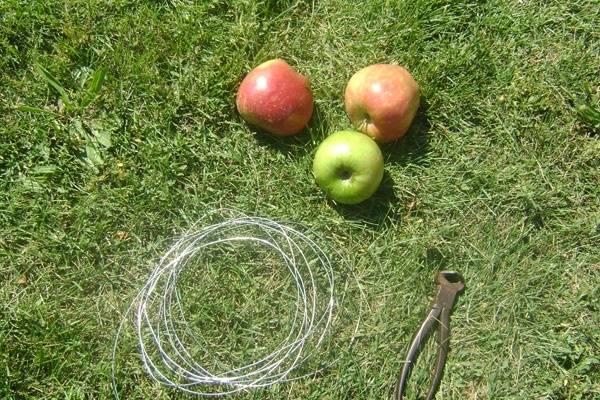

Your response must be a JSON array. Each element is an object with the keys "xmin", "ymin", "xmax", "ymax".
[{"xmin": 394, "ymin": 271, "xmax": 465, "ymax": 400}]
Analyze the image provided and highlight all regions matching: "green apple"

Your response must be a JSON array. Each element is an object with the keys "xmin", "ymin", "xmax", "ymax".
[{"xmin": 312, "ymin": 130, "xmax": 384, "ymax": 204}]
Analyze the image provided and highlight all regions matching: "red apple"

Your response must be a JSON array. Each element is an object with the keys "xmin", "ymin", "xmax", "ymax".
[
  {"xmin": 344, "ymin": 64, "xmax": 420, "ymax": 143},
  {"xmin": 236, "ymin": 59, "xmax": 314, "ymax": 136}
]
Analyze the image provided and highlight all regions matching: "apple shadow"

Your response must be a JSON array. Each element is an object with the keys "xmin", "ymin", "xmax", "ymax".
[
  {"xmin": 381, "ymin": 96, "xmax": 432, "ymax": 166},
  {"xmin": 330, "ymin": 98, "xmax": 431, "ymax": 226},
  {"xmin": 331, "ymin": 170, "xmax": 398, "ymax": 226},
  {"xmin": 250, "ymin": 103, "xmax": 330, "ymax": 156}
]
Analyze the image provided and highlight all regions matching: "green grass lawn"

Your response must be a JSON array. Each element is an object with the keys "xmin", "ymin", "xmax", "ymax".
[{"xmin": 2, "ymin": 0, "xmax": 599, "ymax": 399}]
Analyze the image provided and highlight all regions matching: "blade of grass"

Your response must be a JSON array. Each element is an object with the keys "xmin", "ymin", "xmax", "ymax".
[
  {"xmin": 576, "ymin": 102, "xmax": 600, "ymax": 128},
  {"xmin": 16, "ymin": 105, "xmax": 59, "ymax": 116},
  {"xmin": 35, "ymin": 63, "xmax": 73, "ymax": 110},
  {"xmin": 85, "ymin": 143, "xmax": 104, "ymax": 166},
  {"xmin": 80, "ymin": 68, "xmax": 106, "ymax": 109}
]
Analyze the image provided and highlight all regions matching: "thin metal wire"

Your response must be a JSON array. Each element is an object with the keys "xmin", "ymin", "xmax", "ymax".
[{"xmin": 111, "ymin": 215, "xmax": 342, "ymax": 398}]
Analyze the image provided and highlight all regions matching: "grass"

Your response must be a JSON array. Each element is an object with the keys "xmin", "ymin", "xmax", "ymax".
[{"xmin": 1, "ymin": 0, "xmax": 599, "ymax": 398}]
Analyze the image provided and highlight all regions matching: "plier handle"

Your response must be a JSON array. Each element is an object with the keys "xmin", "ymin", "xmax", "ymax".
[{"xmin": 394, "ymin": 271, "xmax": 465, "ymax": 400}]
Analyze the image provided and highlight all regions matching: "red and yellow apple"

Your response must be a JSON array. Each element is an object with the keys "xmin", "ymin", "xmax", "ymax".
[
  {"xmin": 344, "ymin": 64, "xmax": 420, "ymax": 143},
  {"xmin": 236, "ymin": 59, "xmax": 313, "ymax": 136}
]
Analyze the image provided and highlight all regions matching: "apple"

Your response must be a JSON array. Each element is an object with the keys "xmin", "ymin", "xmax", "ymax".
[
  {"xmin": 312, "ymin": 130, "xmax": 384, "ymax": 205},
  {"xmin": 236, "ymin": 59, "xmax": 314, "ymax": 136},
  {"xmin": 344, "ymin": 64, "xmax": 420, "ymax": 143}
]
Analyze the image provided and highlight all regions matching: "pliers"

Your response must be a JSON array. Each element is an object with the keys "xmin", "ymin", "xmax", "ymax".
[{"xmin": 394, "ymin": 271, "xmax": 465, "ymax": 400}]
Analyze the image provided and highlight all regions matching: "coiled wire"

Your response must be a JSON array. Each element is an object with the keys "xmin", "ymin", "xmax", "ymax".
[{"xmin": 112, "ymin": 215, "xmax": 341, "ymax": 397}]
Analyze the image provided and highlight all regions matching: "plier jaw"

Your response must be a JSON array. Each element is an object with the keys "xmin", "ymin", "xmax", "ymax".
[{"xmin": 394, "ymin": 271, "xmax": 465, "ymax": 400}]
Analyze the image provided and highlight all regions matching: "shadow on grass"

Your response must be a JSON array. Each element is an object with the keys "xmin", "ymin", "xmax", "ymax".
[
  {"xmin": 332, "ymin": 99, "xmax": 431, "ymax": 226},
  {"xmin": 382, "ymin": 97, "xmax": 432, "ymax": 166},
  {"xmin": 250, "ymin": 102, "xmax": 330, "ymax": 156},
  {"xmin": 331, "ymin": 170, "xmax": 398, "ymax": 226},
  {"xmin": 248, "ymin": 99, "xmax": 430, "ymax": 228}
]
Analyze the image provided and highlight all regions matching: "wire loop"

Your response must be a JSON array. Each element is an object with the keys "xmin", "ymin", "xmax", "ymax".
[{"xmin": 112, "ymin": 216, "xmax": 338, "ymax": 397}]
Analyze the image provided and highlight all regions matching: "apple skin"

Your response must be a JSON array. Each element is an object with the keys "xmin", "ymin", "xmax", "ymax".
[
  {"xmin": 236, "ymin": 59, "xmax": 314, "ymax": 136},
  {"xmin": 312, "ymin": 130, "xmax": 384, "ymax": 205},
  {"xmin": 344, "ymin": 64, "xmax": 420, "ymax": 143}
]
